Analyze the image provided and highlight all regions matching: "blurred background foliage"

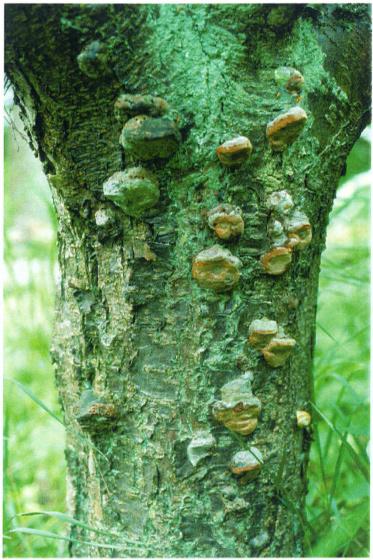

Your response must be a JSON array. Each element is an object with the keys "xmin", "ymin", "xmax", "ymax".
[{"xmin": 3, "ymin": 95, "xmax": 370, "ymax": 557}]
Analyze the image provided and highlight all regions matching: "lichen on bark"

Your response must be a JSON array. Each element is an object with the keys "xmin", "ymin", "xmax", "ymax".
[{"xmin": 5, "ymin": 4, "xmax": 370, "ymax": 557}]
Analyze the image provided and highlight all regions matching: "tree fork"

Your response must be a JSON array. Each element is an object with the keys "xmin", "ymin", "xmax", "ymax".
[{"xmin": 5, "ymin": 4, "xmax": 370, "ymax": 557}]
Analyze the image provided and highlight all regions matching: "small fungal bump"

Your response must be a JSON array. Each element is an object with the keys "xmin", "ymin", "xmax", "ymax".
[
  {"xmin": 261, "ymin": 334, "xmax": 296, "ymax": 367},
  {"xmin": 212, "ymin": 372, "xmax": 262, "ymax": 436},
  {"xmin": 95, "ymin": 207, "xmax": 115, "ymax": 228},
  {"xmin": 261, "ymin": 246, "xmax": 292, "ymax": 275},
  {"xmin": 296, "ymin": 410, "xmax": 312, "ymax": 428},
  {"xmin": 103, "ymin": 167, "xmax": 159, "ymax": 218},
  {"xmin": 250, "ymin": 531, "xmax": 270, "ymax": 549},
  {"xmin": 266, "ymin": 107, "xmax": 307, "ymax": 152},
  {"xmin": 267, "ymin": 190, "xmax": 294, "ymax": 217},
  {"xmin": 274, "ymin": 66, "xmax": 304, "ymax": 94},
  {"xmin": 229, "ymin": 448, "xmax": 263, "ymax": 480},
  {"xmin": 77, "ymin": 40, "xmax": 110, "ymax": 79},
  {"xmin": 248, "ymin": 318, "xmax": 278, "ymax": 350},
  {"xmin": 192, "ymin": 245, "xmax": 242, "ymax": 292},
  {"xmin": 285, "ymin": 210, "xmax": 312, "ymax": 250},
  {"xmin": 114, "ymin": 94, "xmax": 169, "ymax": 121},
  {"xmin": 216, "ymin": 136, "xmax": 253, "ymax": 167},
  {"xmin": 286, "ymin": 295, "xmax": 299, "ymax": 309},
  {"xmin": 267, "ymin": 218, "xmax": 288, "ymax": 247},
  {"xmin": 187, "ymin": 430, "xmax": 216, "ymax": 466},
  {"xmin": 76, "ymin": 389, "xmax": 117, "ymax": 430},
  {"xmin": 94, "ymin": 207, "xmax": 117, "ymax": 240},
  {"xmin": 120, "ymin": 115, "xmax": 181, "ymax": 160},
  {"xmin": 207, "ymin": 203, "xmax": 244, "ymax": 241}
]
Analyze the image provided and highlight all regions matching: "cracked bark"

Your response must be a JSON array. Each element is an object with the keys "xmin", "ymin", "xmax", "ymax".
[{"xmin": 5, "ymin": 4, "xmax": 370, "ymax": 557}]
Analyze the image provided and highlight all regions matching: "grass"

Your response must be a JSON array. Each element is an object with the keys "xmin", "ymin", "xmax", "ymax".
[
  {"xmin": 4, "ymin": 110, "xmax": 66, "ymax": 558},
  {"xmin": 3, "ymin": 106, "xmax": 370, "ymax": 557},
  {"xmin": 304, "ymin": 132, "xmax": 370, "ymax": 557}
]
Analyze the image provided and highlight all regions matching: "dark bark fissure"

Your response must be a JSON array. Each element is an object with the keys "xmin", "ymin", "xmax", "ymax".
[{"xmin": 5, "ymin": 4, "xmax": 370, "ymax": 557}]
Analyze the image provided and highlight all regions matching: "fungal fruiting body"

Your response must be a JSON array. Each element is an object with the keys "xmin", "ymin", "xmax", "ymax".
[
  {"xmin": 120, "ymin": 115, "xmax": 181, "ymax": 160},
  {"xmin": 95, "ymin": 209, "xmax": 111, "ymax": 227},
  {"xmin": 248, "ymin": 320, "xmax": 296, "ymax": 367},
  {"xmin": 267, "ymin": 190, "xmax": 294, "ymax": 217},
  {"xmin": 187, "ymin": 430, "xmax": 216, "ymax": 466},
  {"xmin": 76, "ymin": 389, "xmax": 117, "ymax": 430},
  {"xmin": 261, "ymin": 334, "xmax": 296, "ymax": 367},
  {"xmin": 229, "ymin": 448, "xmax": 263, "ymax": 480},
  {"xmin": 274, "ymin": 66, "xmax": 304, "ymax": 94},
  {"xmin": 266, "ymin": 107, "xmax": 307, "ymax": 151},
  {"xmin": 284, "ymin": 210, "xmax": 312, "ymax": 250},
  {"xmin": 212, "ymin": 372, "xmax": 262, "ymax": 435},
  {"xmin": 261, "ymin": 246, "xmax": 292, "ymax": 275},
  {"xmin": 250, "ymin": 531, "xmax": 270, "ymax": 549},
  {"xmin": 216, "ymin": 136, "xmax": 253, "ymax": 167},
  {"xmin": 192, "ymin": 245, "xmax": 242, "ymax": 292},
  {"xmin": 266, "ymin": 191, "xmax": 313, "ymax": 253},
  {"xmin": 77, "ymin": 40, "xmax": 109, "ymax": 78},
  {"xmin": 114, "ymin": 94, "xmax": 169, "ymax": 120},
  {"xmin": 267, "ymin": 219, "xmax": 288, "ymax": 247},
  {"xmin": 296, "ymin": 410, "xmax": 311, "ymax": 428},
  {"xmin": 248, "ymin": 318, "xmax": 278, "ymax": 349},
  {"xmin": 207, "ymin": 203, "xmax": 244, "ymax": 241},
  {"xmin": 103, "ymin": 167, "xmax": 159, "ymax": 218}
]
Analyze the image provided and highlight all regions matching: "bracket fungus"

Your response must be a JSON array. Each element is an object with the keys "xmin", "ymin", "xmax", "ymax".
[
  {"xmin": 103, "ymin": 167, "xmax": 159, "ymax": 218},
  {"xmin": 266, "ymin": 191, "xmax": 312, "ymax": 251},
  {"xmin": 77, "ymin": 40, "xmax": 109, "ymax": 79},
  {"xmin": 284, "ymin": 210, "xmax": 312, "ymax": 250},
  {"xmin": 296, "ymin": 410, "xmax": 312, "ymax": 428},
  {"xmin": 216, "ymin": 136, "xmax": 253, "ymax": 167},
  {"xmin": 267, "ymin": 190, "xmax": 294, "ymax": 217},
  {"xmin": 266, "ymin": 107, "xmax": 307, "ymax": 151},
  {"xmin": 248, "ymin": 318, "xmax": 278, "ymax": 350},
  {"xmin": 261, "ymin": 246, "xmax": 292, "ymax": 275},
  {"xmin": 76, "ymin": 389, "xmax": 117, "ymax": 430},
  {"xmin": 120, "ymin": 115, "xmax": 181, "ymax": 160},
  {"xmin": 274, "ymin": 66, "xmax": 304, "ymax": 94},
  {"xmin": 207, "ymin": 203, "xmax": 244, "ymax": 241},
  {"xmin": 187, "ymin": 430, "xmax": 216, "ymax": 466},
  {"xmin": 229, "ymin": 448, "xmax": 263, "ymax": 480},
  {"xmin": 248, "ymin": 320, "xmax": 296, "ymax": 367},
  {"xmin": 267, "ymin": 219, "xmax": 288, "ymax": 247},
  {"xmin": 114, "ymin": 94, "xmax": 169, "ymax": 120},
  {"xmin": 212, "ymin": 372, "xmax": 261, "ymax": 436},
  {"xmin": 261, "ymin": 333, "xmax": 296, "ymax": 367},
  {"xmin": 192, "ymin": 245, "xmax": 242, "ymax": 292}
]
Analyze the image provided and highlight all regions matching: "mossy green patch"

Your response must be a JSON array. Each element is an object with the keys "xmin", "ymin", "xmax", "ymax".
[
  {"xmin": 103, "ymin": 169, "xmax": 160, "ymax": 218},
  {"xmin": 120, "ymin": 116, "xmax": 181, "ymax": 161}
]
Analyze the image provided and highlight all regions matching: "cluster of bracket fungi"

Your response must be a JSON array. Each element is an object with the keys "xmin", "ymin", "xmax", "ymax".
[
  {"xmin": 76, "ymin": 51, "xmax": 312, "ymax": 479},
  {"xmin": 248, "ymin": 318, "xmax": 296, "ymax": 368},
  {"xmin": 191, "ymin": 66, "xmax": 312, "ymax": 481},
  {"xmin": 102, "ymin": 94, "xmax": 180, "ymax": 219},
  {"xmin": 76, "ymin": 88, "xmax": 181, "ymax": 428}
]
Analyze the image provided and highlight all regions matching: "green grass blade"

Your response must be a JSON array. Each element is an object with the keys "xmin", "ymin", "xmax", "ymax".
[
  {"xmin": 328, "ymin": 433, "xmax": 347, "ymax": 507},
  {"xmin": 312, "ymin": 422, "xmax": 330, "ymax": 513},
  {"xmin": 310, "ymin": 500, "xmax": 369, "ymax": 557},
  {"xmin": 5, "ymin": 378, "xmax": 65, "ymax": 426},
  {"xmin": 14, "ymin": 511, "xmax": 144, "ymax": 547},
  {"xmin": 8, "ymin": 527, "xmax": 127, "ymax": 551},
  {"xmin": 316, "ymin": 321, "xmax": 338, "ymax": 343},
  {"xmin": 310, "ymin": 402, "xmax": 369, "ymax": 481},
  {"xmin": 4, "ymin": 378, "xmax": 110, "ymax": 464},
  {"xmin": 321, "ymin": 370, "xmax": 358, "ymax": 461}
]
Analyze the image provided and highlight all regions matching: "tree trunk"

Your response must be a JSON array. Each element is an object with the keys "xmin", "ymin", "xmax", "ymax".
[{"xmin": 5, "ymin": 4, "xmax": 370, "ymax": 557}]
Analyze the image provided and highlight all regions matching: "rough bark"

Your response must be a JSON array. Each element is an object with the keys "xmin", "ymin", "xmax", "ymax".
[{"xmin": 5, "ymin": 4, "xmax": 370, "ymax": 557}]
